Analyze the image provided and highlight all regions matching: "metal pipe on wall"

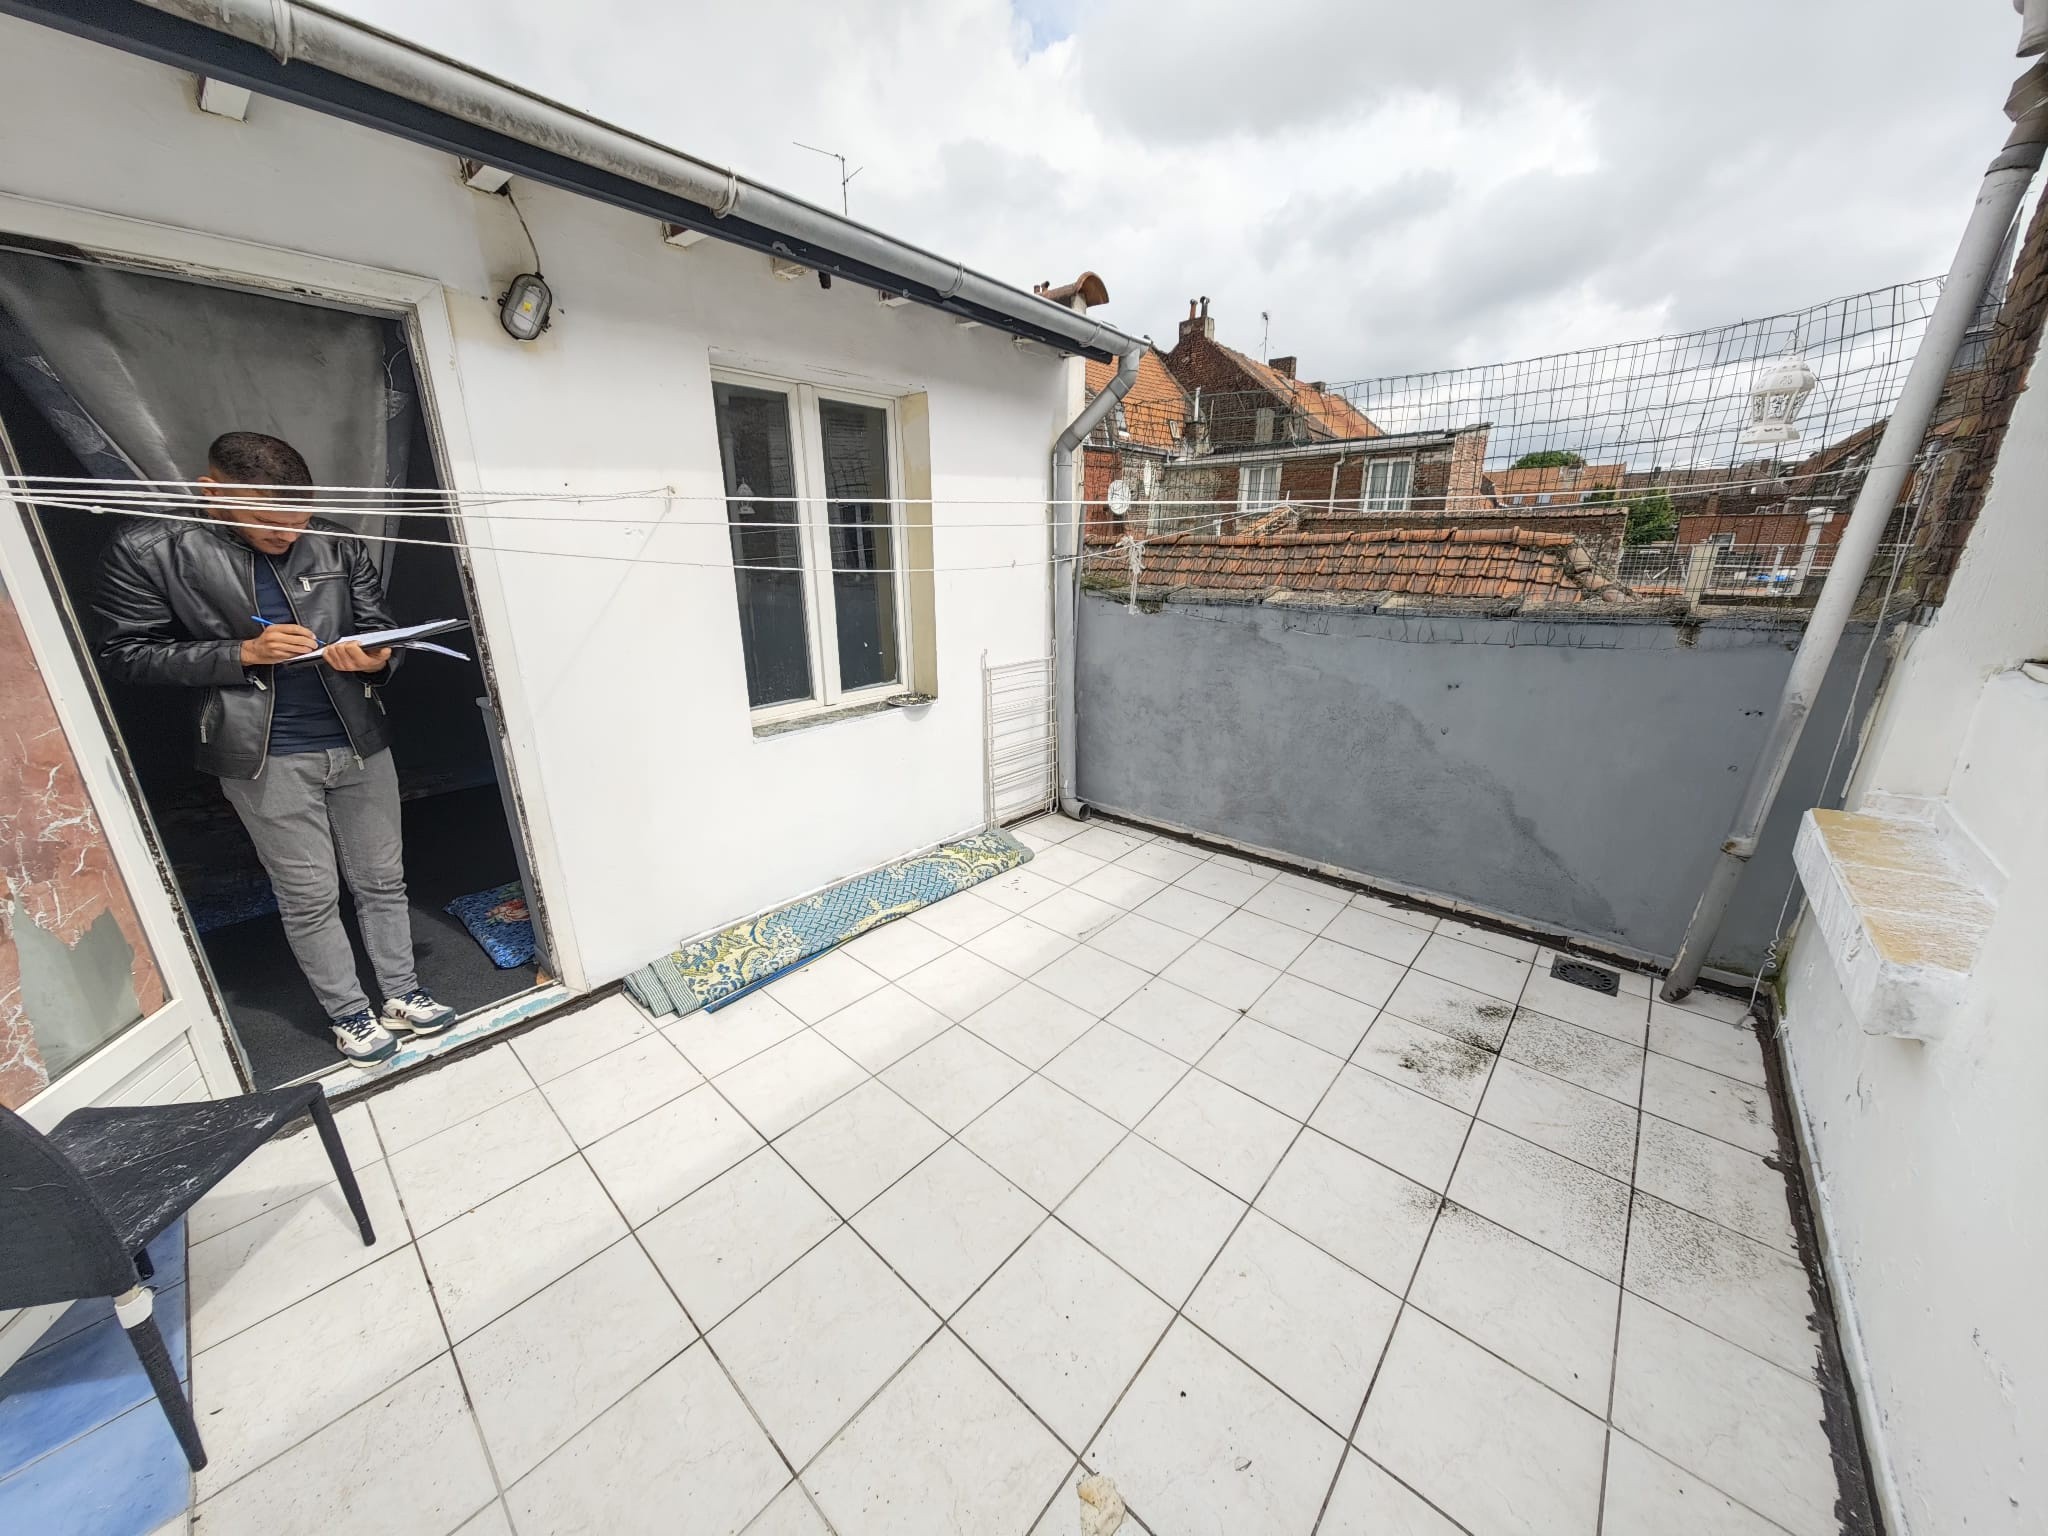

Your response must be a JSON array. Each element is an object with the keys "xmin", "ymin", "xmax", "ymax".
[
  {"xmin": 1052, "ymin": 347, "xmax": 1143, "ymax": 819},
  {"xmin": 1662, "ymin": 82, "xmax": 2048, "ymax": 1000}
]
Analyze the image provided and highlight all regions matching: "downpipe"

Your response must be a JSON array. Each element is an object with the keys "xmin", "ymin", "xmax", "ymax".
[
  {"xmin": 1662, "ymin": 84, "xmax": 2048, "ymax": 1000},
  {"xmin": 1052, "ymin": 347, "xmax": 1143, "ymax": 819}
]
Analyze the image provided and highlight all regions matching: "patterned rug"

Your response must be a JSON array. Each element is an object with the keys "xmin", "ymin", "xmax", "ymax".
[
  {"xmin": 445, "ymin": 881, "xmax": 538, "ymax": 968},
  {"xmin": 625, "ymin": 828, "xmax": 1030, "ymax": 1019}
]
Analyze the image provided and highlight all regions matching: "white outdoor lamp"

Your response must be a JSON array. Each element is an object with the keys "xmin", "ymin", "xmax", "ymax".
[
  {"xmin": 498, "ymin": 271, "xmax": 553, "ymax": 341},
  {"xmin": 1740, "ymin": 353, "xmax": 1817, "ymax": 447}
]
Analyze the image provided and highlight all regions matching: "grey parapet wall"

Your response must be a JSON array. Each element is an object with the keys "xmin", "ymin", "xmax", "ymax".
[{"xmin": 1075, "ymin": 589, "xmax": 1884, "ymax": 975}]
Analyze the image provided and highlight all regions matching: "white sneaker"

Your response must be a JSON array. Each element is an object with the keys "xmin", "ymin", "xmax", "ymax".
[
  {"xmin": 382, "ymin": 989, "xmax": 457, "ymax": 1036},
  {"xmin": 332, "ymin": 1008, "xmax": 398, "ymax": 1063}
]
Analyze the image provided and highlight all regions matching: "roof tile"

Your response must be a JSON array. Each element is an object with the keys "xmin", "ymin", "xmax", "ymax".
[{"xmin": 1086, "ymin": 517, "xmax": 1622, "ymax": 605}]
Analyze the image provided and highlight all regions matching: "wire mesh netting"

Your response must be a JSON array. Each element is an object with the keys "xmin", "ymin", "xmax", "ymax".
[
  {"xmin": 1086, "ymin": 275, "xmax": 1982, "ymax": 612},
  {"xmin": 1333, "ymin": 278, "xmax": 1946, "ymax": 474}
]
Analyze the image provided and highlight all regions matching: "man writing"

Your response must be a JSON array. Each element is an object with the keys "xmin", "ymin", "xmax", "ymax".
[{"xmin": 92, "ymin": 431, "xmax": 455, "ymax": 1063}]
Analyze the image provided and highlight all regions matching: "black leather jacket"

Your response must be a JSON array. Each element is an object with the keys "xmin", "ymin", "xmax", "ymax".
[{"xmin": 91, "ymin": 514, "xmax": 401, "ymax": 780}]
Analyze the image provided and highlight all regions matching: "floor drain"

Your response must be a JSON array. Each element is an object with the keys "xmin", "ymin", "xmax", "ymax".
[{"xmin": 1551, "ymin": 957, "xmax": 1621, "ymax": 995}]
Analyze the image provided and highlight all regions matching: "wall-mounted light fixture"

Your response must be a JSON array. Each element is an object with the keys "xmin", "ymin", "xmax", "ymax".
[
  {"xmin": 496, "ymin": 187, "xmax": 552, "ymax": 341},
  {"xmin": 499, "ymin": 272, "xmax": 552, "ymax": 341}
]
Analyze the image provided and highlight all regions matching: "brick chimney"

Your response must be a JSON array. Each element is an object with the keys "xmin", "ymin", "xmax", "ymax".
[
  {"xmin": 1179, "ymin": 295, "xmax": 1215, "ymax": 344},
  {"xmin": 1270, "ymin": 356, "xmax": 1297, "ymax": 379}
]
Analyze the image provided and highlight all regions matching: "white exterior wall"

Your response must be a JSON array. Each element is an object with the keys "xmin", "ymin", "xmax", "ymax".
[
  {"xmin": 0, "ymin": 20, "xmax": 1067, "ymax": 990},
  {"xmin": 1778, "ymin": 337, "xmax": 2048, "ymax": 1529}
]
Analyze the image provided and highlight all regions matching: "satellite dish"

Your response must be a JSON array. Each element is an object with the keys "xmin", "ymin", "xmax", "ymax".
[{"xmin": 1106, "ymin": 478, "xmax": 1132, "ymax": 517}]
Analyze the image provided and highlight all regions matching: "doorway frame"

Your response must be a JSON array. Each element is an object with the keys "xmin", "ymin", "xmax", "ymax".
[{"xmin": 0, "ymin": 188, "xmax": 586, "ymax": 1099}]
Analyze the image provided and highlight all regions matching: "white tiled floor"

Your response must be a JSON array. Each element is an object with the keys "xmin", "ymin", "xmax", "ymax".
[{"xmin": 183, "ymin": 815, "xmax": 1841, "ymax": 1536}]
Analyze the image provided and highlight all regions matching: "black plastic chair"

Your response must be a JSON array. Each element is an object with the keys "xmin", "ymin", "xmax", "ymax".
[{"xmin": 0, "ymin": 1083, "xmax": 373, "ymax": 1470}]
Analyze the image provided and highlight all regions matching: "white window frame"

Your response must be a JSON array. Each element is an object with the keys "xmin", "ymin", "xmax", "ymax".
[
  {"xmin": 1238, "ymin": 461, "xmax": 1283, "ymax": 516},
  {"xmin": 1360, "ymin": 456, "xmax": 1415, "ymax": 514},
  {"xmin": 713, "ymin": 369, "xmax": 911, "ymax": 723}
]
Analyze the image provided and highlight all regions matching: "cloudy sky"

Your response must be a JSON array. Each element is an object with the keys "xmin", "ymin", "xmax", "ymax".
[{"xmin": 332, "ymin": 0, "xmax": 2024, "ymax": 381}]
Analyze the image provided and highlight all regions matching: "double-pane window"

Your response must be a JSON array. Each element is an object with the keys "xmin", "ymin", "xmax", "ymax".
[
  {"xmin": 1362, "ymin": 457, "xmax": 1413, "ymax": 513},
  {"xmin": 714, "ymin": 377, "xmax": 906, "ymax": 714},
  {"xmin": 1238, "ymin": 462, "xmax": 1282, "ymax": 515}
]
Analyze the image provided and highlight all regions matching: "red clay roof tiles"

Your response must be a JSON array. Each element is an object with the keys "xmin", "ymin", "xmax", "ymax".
[
  {"xmin": 1088, "ymin": 523, "xmax": 1622, "ymax": 605},
  {"xmin": 1085, "ymin": 348, "xmax": 1192, "ymax": 453}
]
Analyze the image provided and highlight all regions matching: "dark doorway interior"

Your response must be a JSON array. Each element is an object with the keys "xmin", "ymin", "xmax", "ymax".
[{"xmin": 0, "ymin": 263, "xmax": 537, "ymax": 1087}]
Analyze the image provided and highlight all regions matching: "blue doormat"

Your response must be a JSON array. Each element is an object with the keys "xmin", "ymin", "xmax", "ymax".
[
  {"xmin": 185, "ymin": 873, "xmax": 277, "ymax": 934},
  {"xmin": 625, "ymin": 828, "xmax": 1030, "ymax": 1019},
  {"xmin": 445, "ymin": 881, "xmax": 537, "ymax": 968}
]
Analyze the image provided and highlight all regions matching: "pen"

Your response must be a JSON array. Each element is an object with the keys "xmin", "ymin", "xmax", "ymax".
[{"xmin": 250, "ymin": 616, "xmax": 323, "ymax": 646}]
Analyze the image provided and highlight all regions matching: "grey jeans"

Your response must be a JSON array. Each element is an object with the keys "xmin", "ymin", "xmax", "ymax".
[{"xmin": 219, "ymin": 747, "xmax": 417, "ymax": 1020}]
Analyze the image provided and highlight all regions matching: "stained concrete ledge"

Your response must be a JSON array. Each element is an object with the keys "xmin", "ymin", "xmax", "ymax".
[{"xmin": 1792, "ymin": 808, "xmax": 1995, "ymax": 1041}]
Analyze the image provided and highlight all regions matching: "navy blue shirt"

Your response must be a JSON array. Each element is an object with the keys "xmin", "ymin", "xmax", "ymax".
[{"xmin": 251, "ymin": 557, "xmax": 351, "ymax": 755}]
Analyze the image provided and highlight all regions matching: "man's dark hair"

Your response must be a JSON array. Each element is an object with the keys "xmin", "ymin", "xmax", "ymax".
[{"xmin": 207, "ymin": 431, "xmax": 313, "ymax": 488}]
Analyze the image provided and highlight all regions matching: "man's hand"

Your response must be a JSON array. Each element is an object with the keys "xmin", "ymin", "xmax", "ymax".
[
  {"xmin": 323, "ymin": 641, "xmax": 392, "ymax": 674},
  {"xmin": 240, "ymin": 624, "xmax": 319, "ymax": 665}
]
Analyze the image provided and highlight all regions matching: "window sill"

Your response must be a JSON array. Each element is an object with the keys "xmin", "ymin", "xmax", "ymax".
[{"xmin": 751, "ymin": 692, "xmax": 932, "ymax": 740}]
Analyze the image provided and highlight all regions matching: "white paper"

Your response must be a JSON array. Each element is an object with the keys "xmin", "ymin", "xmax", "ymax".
[{"xmin": 283, "ymin": 617, "xmax": 469, "ymax": 663}]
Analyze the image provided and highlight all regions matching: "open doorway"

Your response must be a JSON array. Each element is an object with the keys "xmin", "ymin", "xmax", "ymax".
[{"xmin": 0, "ymin": 245, "xmax": 544, "ymax": 1088}]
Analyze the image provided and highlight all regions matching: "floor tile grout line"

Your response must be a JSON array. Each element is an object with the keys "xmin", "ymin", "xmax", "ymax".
[
  {"xmin": 1602, "ymin": 1434, "xmax": 1809, "ymax": 1536},
  {"xmin": 1596, "ymin": 993, "xmax": 1656, "ymax": 1536},
  {"xmin": 1307, "ymin": 943, "xmax": 1534, "ymax": 1536},
  {"xmin": 1084, "ymin": 815, "xmax": 1764, "ymax": 1018},
  {"xmin": 1016, "ymin": 1455, "xmax": 1090, "ymax": 1536},
  {"xmin": 190, "ymin": 849, "xmax": 1783, "ymax": 1534},
  {"xmin": 999, "ymin": 847, "xmax": 1802, "ymax": 1536},
  {"xmin": 183, "ymin": 1139, "xmax": 391, "ymax": 1251},
  {"xmin": 365, "ymin": 1045, "xmax": 543, "ymax": 1159},
  {"xmin": 1030, "ymin": 923, "xmax": 1435, "ymax": 1528},
  {"xmin": 1337, "ymin": 1008, "xmax": 1796, "ymax": 1268},
  {"xmin": 1119, "ymin": 973, "xmax": 1432, "ymax": 1528},
  {"xmin": 568, "ymin": 1119, "xmax": 847, "ymax": 1536},
  {"xmin": 926, "ymin": 834, "xmax": 1786, "ymax": 1511},
  {"xmin": 1365, "ymin": 1000, "xmax": 1640, "ymax": 1113},
  {"xmin": 316, "ymin": 1081, "xmax": 705, "ymax": 1533},
  {"xmin": 185, "ymin": 1344, "xmax": 461, "ymax": 1515},
  {"xmin": 184, "ymin": 1171, "xmax": 415, "ymax": 1359},
  {"xmin": 679, "ymin": 932, "xmax": 1221, "ymax": 1518},
  {"xmin": 187, "ymin": 1096, "xmax": 589, "ymax": 1358},
  {"xmin": 385, "ymin": 1085, "xmax": 590, "ymax": 1528},
  {"xmin": 699, "ymin": 1069, "xmax": 1081, "ymax": 1521},
  {"xmin": 197, "ymin": 1014, "xmax": 779, "ymax": 1255},
  {"xmin": 443, "ymin": 1489, "xmax": 505, "ymax": 1535},
  {"xmin": 636, "ymin": 1028, "xmax": 1075, "ymax": 1512},
  {"xmin": 1366, "ymin": 971, "xmax": 1819, "ymax": 1526},
  {"xmin": 191, "ymin": 953, "xmax": 1783, "ymax": 1472},
  {"xmin": 779, "ymin": 854, "xmax": 1729, "ymax": 1513}
]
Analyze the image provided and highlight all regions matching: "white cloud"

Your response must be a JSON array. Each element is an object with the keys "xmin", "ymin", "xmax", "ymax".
[{"xmin": 330, "ymin": 0, "xmax": 2025, "ymax": 380}]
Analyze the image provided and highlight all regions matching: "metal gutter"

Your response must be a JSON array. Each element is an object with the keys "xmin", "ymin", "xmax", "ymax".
[
  {"xmin": 1, "ymin": 0, "xmax": 1144, "ymax": 362},
  {"xmin": 1187, "ymin": 427, "xmax": 1461, "ymax": 464},
  {"xmin": 1052, "ymin": 346, "xmax": 1143, "ymax": 817}
]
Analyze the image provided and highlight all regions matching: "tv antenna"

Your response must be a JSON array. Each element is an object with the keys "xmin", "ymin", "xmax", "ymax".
[
  {"xmin": 1260, "ymin": 310, "xmax": 1271, "ymax": 363},
  {"xmin": 794, "ymin": 141, "xmax": 864, "ymax": 215}
]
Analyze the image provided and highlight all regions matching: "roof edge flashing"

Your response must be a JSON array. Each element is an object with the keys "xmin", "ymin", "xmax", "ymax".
[{"xmin": 21, "ymin": 0, "xmax": 1140, "ymax": 360}]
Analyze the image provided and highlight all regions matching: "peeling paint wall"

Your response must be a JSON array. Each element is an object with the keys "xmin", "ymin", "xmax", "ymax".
[
  {"xmin": 0, "ymin": 584, "xmax": 164, "ymax": 1108},
  {"xmin": 1076, "ymin": 592, "xmax": 1881, "ymax": 970}
]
